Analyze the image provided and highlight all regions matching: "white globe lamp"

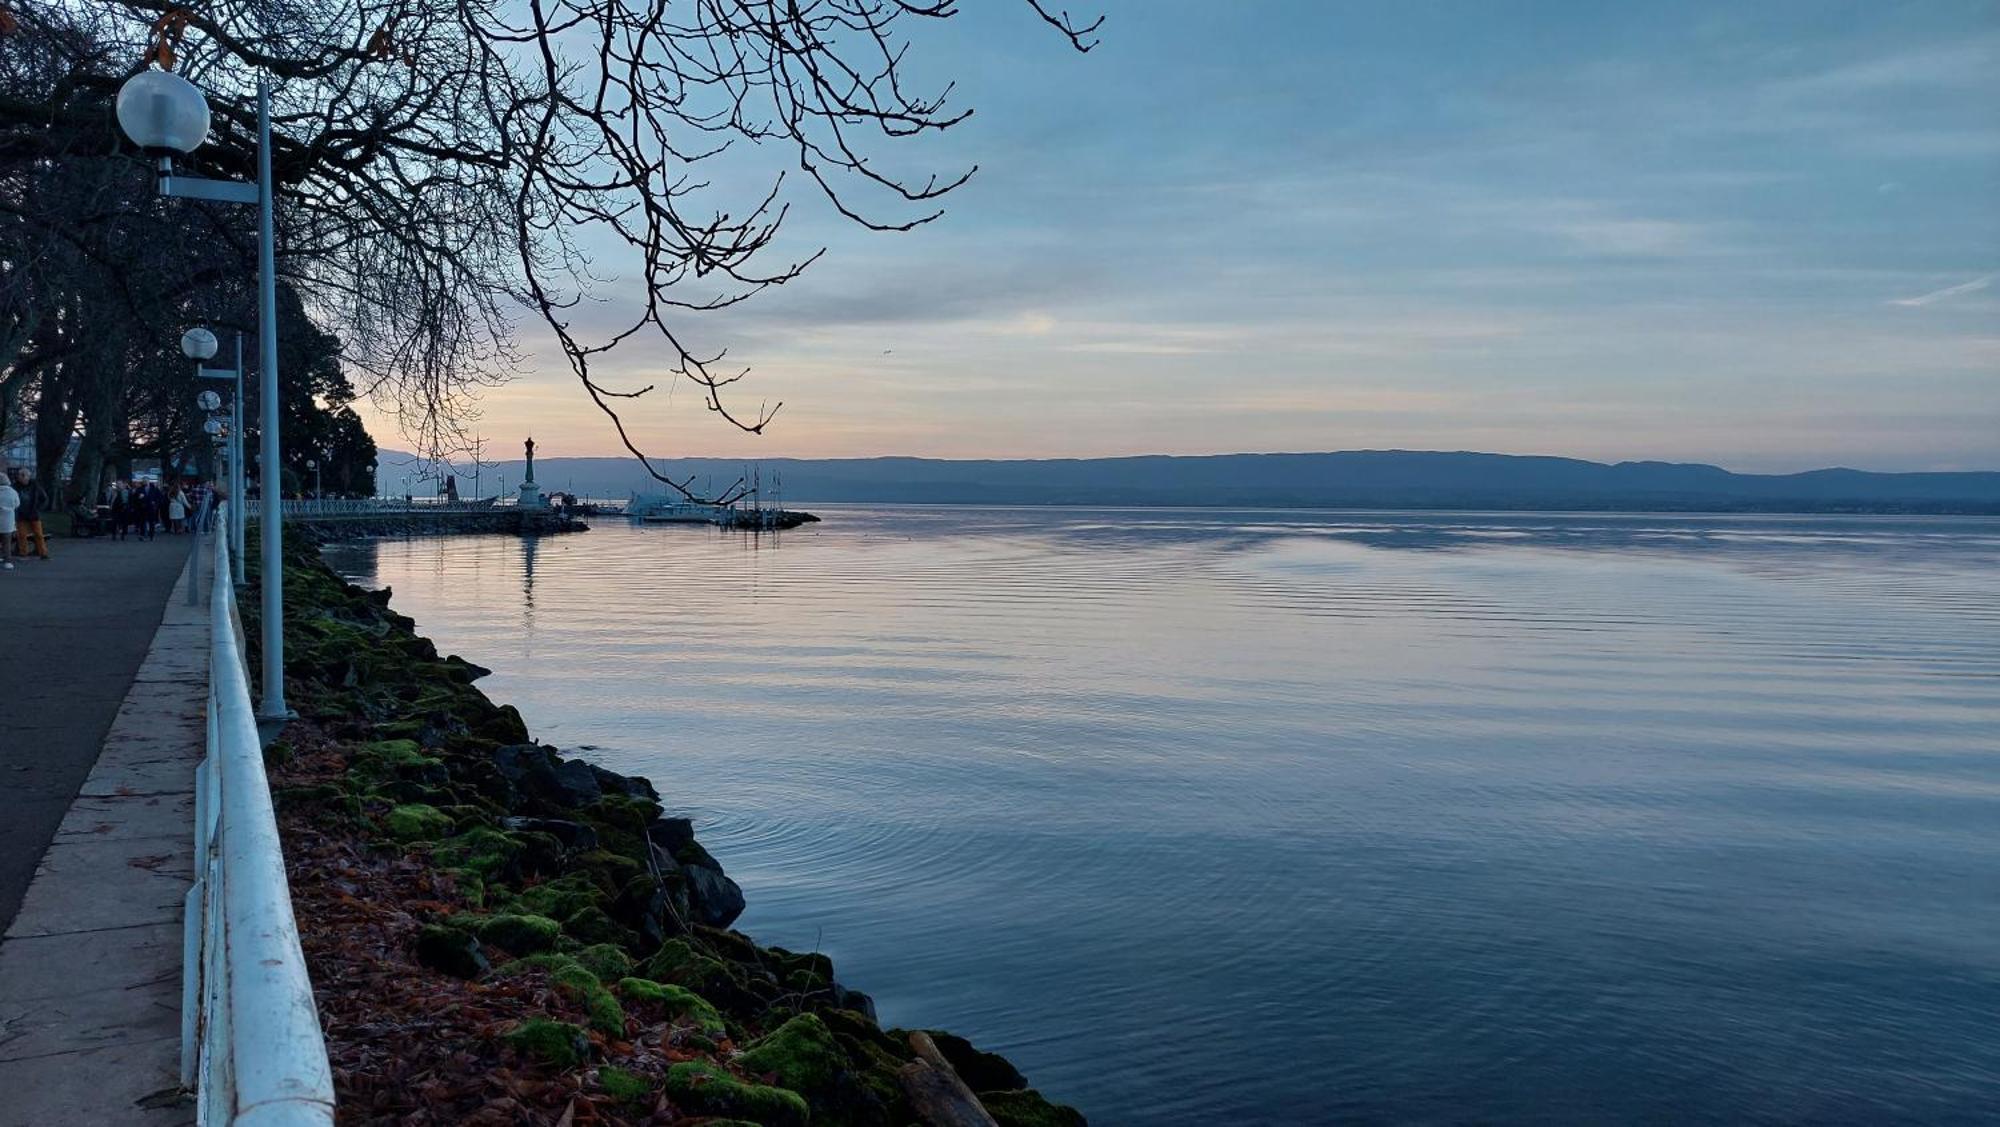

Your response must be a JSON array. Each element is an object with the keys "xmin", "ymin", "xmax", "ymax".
[
  {"xmin": 181, "ymin": 326, "xmax": 219, "ymax": 361},
  {"xmin": 116, "ymin": 69, "xmax": 212, "ymax": 155}
]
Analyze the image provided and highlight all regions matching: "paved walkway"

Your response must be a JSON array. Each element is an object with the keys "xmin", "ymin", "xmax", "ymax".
[
  {"xmin": 0, "ymin": 534, "xmax": 208, "ymax": 1124},
  {"xmin": 0, "ymin": 535, "xmax": 195, "ymax": 928}
]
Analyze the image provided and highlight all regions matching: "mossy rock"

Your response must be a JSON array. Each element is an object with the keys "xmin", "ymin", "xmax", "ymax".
[
  {"xmin": 916, "ymin": 1029, "xmax": 1026, "ymax": 1092},
  {"xmin": 478, "ymin": 913, "xmax": 561, "ymax": 955},
  {"xmin": 431, "ymin": 827, "xmax": 524, "ymax": 883},
  {"xmin": 503, "ymin": 1018, "xmax": 588, "ymax": 1068},
  {"xmin": 664, "ymin": 1061, "xmax": 807, "ymax": 1127},
  {"xmin": 821, "ymin": 1008, "xmax": 905, "ymax": 1060},
  {"xmin": 476, "ymin": 704, "xmax": 531, "ymax": 743},
  {"xmin": 574, "ymin": 943, "xmax": 634, "ymax": 982},
  {"xmin": 596, "ymin": 1065, "xmax": 653, "ymax": 1104},
  {"xmin": 504, "ymin": 875, "xmax": 605, "ymax": 921},
  {"xmin": 738, "ymin": 1013, "xmax": 845, "ymax": 1094},
  {"xmin": 616, "ymin": 977, "xmax": 725, "ymax": 1035},
  {"xmin": 571, "ymin": 848, "xmax": 645, "ymax": 892},
  {"xmin": 980, "ymin": 1088, "xmax": 1087, "ymax": 1127},
  {"xmin": 510, "ymin": 829, "xmax": 568, "ymax": 878},
  {"xmin": 640, "ymin": 939, "xmax": 741, "ymax": 999},
  {"xmin": 495, "ymin": 952, "xmax": 577, "ymax": 976},
  {"xmin": 442, "ymin": 866, "xmax": 487, "ymax": 908},
  {"xmin": 552, "ymin": 965, "xmax": 625, "ymax": 1035},
  {"xmin": 562, "ymin": 905, "xmax": 638, "ymax": 948},
  {"xmin": 383, "ymin": 803, "xmax": 454, "ymax": 842},
  {"xmin": 350, "ymin": 738, "xmax": 440, "ymax": 775},
  {"xmin": 414, "ymin": 924, "xmax": 488, "ymax": 979}
]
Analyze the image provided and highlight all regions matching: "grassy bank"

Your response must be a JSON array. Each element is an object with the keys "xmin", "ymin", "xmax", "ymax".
[{"xmin": 247, "ymin": 534, "xmax": 1085, "ymax": 1125}]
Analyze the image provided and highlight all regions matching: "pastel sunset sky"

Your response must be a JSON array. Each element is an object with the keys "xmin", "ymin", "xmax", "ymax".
[{"xmin": 359, "ymin": 1, "xmax": 2000, "ymax": 472}]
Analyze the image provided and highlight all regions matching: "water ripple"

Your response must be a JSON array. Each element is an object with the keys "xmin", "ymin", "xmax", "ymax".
[{"xmin": 323, "ymin": 508, "xmax": 2000, "ymax": 1126}]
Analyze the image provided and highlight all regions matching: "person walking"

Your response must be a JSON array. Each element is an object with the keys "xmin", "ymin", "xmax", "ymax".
[
  {"xmin": 0, "ymin": 472, "xmax": 18, "ymax": 570},
  {"xmin": 108, "ymin": 482, "xmax": 130, "ymax": 541},
  {"xmin": 136, "ymin": 481, "xmax": 161, "ymax": 541},
  {"xmin": 167, "ymin": 483, "xmax": 188, "ymax": 535},
  {"xmin": 10, "ymin": 468, "xmax": 49, "ymax": 560}
]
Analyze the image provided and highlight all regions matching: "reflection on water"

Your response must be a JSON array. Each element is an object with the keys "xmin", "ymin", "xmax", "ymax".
[{"xmin": 323, "ymin": 508, "xmax": 2000, "ymax": 1125}]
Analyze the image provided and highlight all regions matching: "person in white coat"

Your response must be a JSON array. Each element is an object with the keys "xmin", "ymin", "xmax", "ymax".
[{"xmin": 0, "ymin": 473, "xmax": 18, "ymax": 570}]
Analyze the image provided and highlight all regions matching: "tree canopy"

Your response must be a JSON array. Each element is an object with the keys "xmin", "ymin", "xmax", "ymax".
[{"xmin": 2, "ymin": 0, "xmax": 1096, "ymax": 500}]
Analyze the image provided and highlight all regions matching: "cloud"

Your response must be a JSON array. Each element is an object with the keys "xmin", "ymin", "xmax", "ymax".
[{"xmin": 1888, "ymin": 274, "xmax": 1996, "ymax": 307}]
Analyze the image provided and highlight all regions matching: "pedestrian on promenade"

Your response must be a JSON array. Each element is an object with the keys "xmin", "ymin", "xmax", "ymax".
[
  {"xmin": 108, "ymin": 482, "xmax": 130, "ymax": 540},
  {"xmin": 10, "ymin": 468, "xmax": 49, "ymax": 560},
  {"xmin": 167, "ymin": 483, "xmax": 188, "ymax": 534},
  {"xmin": 136, "ymin": 482, "xmax": 161, "ymax": 540},
  {"xmin": 0, "ymin": 472, "xmax": 17, "ymax": 570}
]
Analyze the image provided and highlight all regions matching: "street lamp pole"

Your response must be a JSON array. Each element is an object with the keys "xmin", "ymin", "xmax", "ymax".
[
  {"xmin": 231, "ymin": 331, "xmax": 245, "ymax": 581},
  {"xmin": 253, "ymin": 78, "xmax": 287, "ymax": 719},
  {"xmin": 187, "ymin": 327, "xmax": 247, "ymax": 585},
  {"xmin": 119, "ymin": 67, "xmax": 289, "ymax": 720}
]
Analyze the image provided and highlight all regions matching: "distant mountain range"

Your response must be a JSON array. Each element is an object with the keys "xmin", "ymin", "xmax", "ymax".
[{"xmin": 376, "ymin": 450, "xmax": 2000, "ymax": 514}]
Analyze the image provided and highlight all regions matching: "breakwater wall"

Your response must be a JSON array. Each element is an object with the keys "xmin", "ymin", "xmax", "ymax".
[{"xmin": 287, "ymin": 509, "xmax": 587, "ymax": 540}]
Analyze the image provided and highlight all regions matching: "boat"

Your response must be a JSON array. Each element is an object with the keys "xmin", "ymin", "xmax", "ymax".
[{"xmin": 626, "ymin": 493, "xmax": 730, "ymax": 523}]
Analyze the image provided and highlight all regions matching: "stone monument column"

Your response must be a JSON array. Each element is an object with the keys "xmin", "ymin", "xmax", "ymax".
[{"xmin": 518, "ymin": 435, "xmax": 547, "ymax": 509}]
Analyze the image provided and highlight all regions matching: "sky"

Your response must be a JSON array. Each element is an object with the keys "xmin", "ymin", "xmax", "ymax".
[{"xmin": 358, "ymin": 1, "xmax": 2000, "ymax": 473}]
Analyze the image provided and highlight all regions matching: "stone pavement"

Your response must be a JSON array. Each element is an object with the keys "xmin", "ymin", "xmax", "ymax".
[
  {"xmin": 0, "ymin": 534, "xmax": 197, "ymax": 929},
  {"xmin": 0, "ymin": 535, "xmax": 208, "ymax": 1125}
]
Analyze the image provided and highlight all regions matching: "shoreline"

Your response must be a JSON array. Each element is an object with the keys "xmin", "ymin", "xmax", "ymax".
[{"xmin": 256, "ymin": 531, "xmax": 1084, "ymax": 1124}]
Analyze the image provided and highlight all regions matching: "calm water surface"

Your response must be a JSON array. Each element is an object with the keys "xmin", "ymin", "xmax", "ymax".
[{"xmin": 324, "ymin": 508, "xmax": 2000, "ymax": 1125}]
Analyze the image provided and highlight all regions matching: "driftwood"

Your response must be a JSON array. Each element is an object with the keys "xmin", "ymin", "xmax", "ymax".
[{"xmin": 899, "ymin": 1032, "xmax": 1000, "ymax": 1127}]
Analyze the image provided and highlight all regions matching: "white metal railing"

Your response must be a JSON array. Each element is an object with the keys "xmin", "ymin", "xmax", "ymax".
[
  {"xmin": 246, "ymin": 497, "xmax": 504, "ymax": 520},
  {"xmin": 183, "ymin": 503, "xmax": 336, "ymax": 1125}
]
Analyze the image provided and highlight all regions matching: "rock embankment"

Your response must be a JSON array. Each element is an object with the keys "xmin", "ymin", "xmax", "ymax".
[
  {"xmin": 250, "ymin": 537, "xmax": 1083, "ymax": 1125},
  {"xmin": 296, "ymin": 508, "xmax": 587, "ymax": 541}
]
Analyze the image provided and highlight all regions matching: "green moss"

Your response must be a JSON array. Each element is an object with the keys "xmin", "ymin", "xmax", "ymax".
[
  {"xmin": 414, "ymin": 924, "xmax": 487, "ymax": 979},
  {"xmin": 616, "ymin": 977, "xmax": 725, "ymax": 1035},
  {"xmin": 664, "ymin": 1061, "xmax": 808, "ymax": 1127},
  {"xmin": 432, "ymin": 827, "xmax": 523, "ymax": 882},
  {"xmin": 981, "ymin": 1088, "xmax": 1087, "ymax": 1127},
  {"xmin": 560, "ymin": 905, "xmax": 637, "ymax": 948},
  {"xmin": 571, "ymin": 849, "xmax": 645, "ymax": 891},
  {"xmin": 478, "ymin": 913, "xmax": 561, "ymax": 955},
  {"xmin": 503, "ymin": 875, "xmax": 604, "ymax": 921},
  {"xmin": 442, "ymin": 867, "xmax": 487, "ymax": 908},
  {"xmin": 574, "ymin": 943, "xmax": 634, "ymax": 982},
  {"xmin": 738, "ymin": 1013, "xmax": 844, "ymax": 1094},
  {"xmin": 383, "ymin": 803, "xmax": 454, "ymax": 842},
  {"xmin": 640, "ymin": 939, "xmax": 738, "ymax": 996},
  {"xmin": 496, "ymin": 952, "xmax": 578, "ymax": 976},
  {"xmin": 596, "ymin": 1065, "xmax": 653, "ymax": 1104},
  {"xmin": 503, "ymin": 1018, "xmax": 588, "ymax": 1068},
  {"xmin": 542, "ymin": 962, "xmax": 625, "ymax": 1035},
  {"xmin": 347, "ymin": 738, "xmax": 440, "ymax": 787}
]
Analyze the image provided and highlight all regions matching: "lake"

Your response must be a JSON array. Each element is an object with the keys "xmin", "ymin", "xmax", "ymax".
[{"xmin": 322, "ymin": 507, "xmax": 2000, "ymax": 1124}]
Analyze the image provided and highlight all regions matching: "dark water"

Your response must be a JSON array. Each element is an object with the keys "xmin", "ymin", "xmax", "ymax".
[{"xmin": 324, "ymin": 508, "xmax": 2000, "ymax": 1125}]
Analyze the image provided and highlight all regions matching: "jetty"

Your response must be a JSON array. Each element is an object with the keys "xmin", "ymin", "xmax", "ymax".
[{"xmin": 252, "ymin": 498, "xmax": 587, "ymax": 538}]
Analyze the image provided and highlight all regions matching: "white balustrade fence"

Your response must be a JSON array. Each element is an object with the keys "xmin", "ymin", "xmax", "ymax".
[
  {"xmin": 245, "ymin": 497, "xmax": 504, "ymax": 520},
  {"xmin": 184, "ymin": 504, "xmax": 336, "ymax": 1125}
]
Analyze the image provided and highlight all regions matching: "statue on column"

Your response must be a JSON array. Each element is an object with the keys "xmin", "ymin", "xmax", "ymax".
[{"xmin": 518, "ymin": 435, "xmax": 547, "ymax": 510}]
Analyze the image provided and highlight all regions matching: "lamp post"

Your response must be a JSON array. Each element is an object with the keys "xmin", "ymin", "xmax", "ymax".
[
  {"xmin": 182, "ymin": 326, "xmax": 246, "ymax": 583},
  {"xmin": 122, "ymin": 68, "xmax": 289, "ymax": 720}
]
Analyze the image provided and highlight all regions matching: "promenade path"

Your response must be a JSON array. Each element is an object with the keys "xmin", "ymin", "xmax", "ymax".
[{"xmin": 0, "ymin": 535, "xmax": 207, "ymax": 1124}]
